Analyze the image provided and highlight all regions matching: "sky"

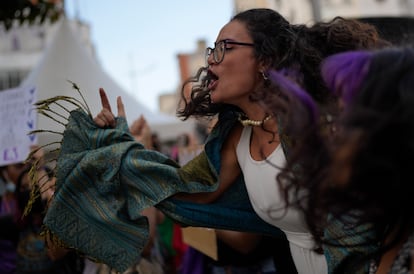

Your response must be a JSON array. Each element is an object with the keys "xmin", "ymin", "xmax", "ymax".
[{"xmin": 64, "ymin": 1, "xmax": 233, "ymax": 112}]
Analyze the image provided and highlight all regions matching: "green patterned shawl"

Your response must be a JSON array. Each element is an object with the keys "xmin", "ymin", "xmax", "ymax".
[
  {"xmin": 43, "ymin": 108, "xmax": 285, "ymax": 272},
  {"xmin": 323, "ymin": 215, "xmax": 379, "ymax": 274}
]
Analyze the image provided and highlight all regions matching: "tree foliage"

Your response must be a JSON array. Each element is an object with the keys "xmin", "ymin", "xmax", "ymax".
[{"xmin": 0, "ymin": 0, "xmax": 64, "ymax": 30}]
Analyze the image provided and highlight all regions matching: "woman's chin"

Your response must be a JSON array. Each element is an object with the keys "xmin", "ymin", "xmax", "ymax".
[{"xmin": 210, "ymin": 92, "xmax": 221, "ymax": 104}]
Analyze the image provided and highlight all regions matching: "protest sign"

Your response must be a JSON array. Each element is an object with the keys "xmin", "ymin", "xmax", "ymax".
[{"xmin": 0, "ymin": 86, "xmax": 37, "ymax": 166}]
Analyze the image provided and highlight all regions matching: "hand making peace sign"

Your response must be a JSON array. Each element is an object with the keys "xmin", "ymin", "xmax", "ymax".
[{"xmin": 93, "ymin": 88, "xmax": 125, "ymax": 128}]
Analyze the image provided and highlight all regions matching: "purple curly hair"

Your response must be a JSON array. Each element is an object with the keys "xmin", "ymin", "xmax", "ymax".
[
  {"xmin": 321, "ymin": 51, "xmax": 373, "ymax": 107},
  {"xmin": 267, "ymin": 69, "xmax": 319, "ymax": 125}
]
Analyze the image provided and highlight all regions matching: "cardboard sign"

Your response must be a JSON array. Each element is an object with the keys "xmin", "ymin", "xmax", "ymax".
[
  {"xmin": 0, "ymin": 86, "xmax": 37, "ymax": 166},
  {"xmin": 182, "ymin": 226, "xmax": 218, "ymax": 260}
]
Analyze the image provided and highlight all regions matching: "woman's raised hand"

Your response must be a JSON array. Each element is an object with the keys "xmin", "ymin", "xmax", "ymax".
[
  {"xmin": 93, "ymin": 88, "xmax": 125, "ymax": 128},
  {"xmin": 129, "ymin": 115, "xmax": 153, "ymax": 148}
]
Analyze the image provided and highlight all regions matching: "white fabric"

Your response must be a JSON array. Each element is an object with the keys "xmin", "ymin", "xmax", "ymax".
[{"xmin": 236, "ymin": 126, "xmax": 327, "ymax": 274}]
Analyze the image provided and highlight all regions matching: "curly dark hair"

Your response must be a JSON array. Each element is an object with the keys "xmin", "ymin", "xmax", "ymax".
[
  {"xmin": 177, "ymin": 8, "xmax": 388, "ymax": 120},
  {"xmin": 274, "ymin": 47, "xmax": 414, "ymax": 273},
  {"xmin": 292, "ymin": 16, "xmax": 388, "ymax": 104},
  {"xmin": 326, "ymin": 48, "xmax": 414, "ymax": 242}
]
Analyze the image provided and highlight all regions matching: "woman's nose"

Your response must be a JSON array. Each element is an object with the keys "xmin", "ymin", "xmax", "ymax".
[
  {"xmin": 205, "ymin": 49, "xmax": 215, "ymax": 66},
  {"xmin": 206, "ymin": 54, "xmax": 213, "ymax": 65}
]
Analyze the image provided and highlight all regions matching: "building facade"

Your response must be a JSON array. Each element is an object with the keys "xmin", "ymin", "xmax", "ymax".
[
  {"xmin": 234, "ymin": 0, "xmax": 414, "ymax": 23},
  {"xmin": 0, "ymin": 19, "xmax": 95, "ymax": 91}
]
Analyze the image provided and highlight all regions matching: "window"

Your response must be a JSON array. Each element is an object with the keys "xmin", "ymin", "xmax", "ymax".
[{"xmin": 0, "ymin": 70, "xmax": 29, "ymax": 90}]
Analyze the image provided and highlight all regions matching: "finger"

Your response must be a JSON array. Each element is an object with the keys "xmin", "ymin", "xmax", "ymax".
[
  {"xmin": 93, "ymin": 115, "xmax": 107, "ymax": 127},
  {"xmin": 131, "ymin": 116, "xmax": 144, "ymax": 133},
  {"xmin": 141, "ymin": 116, "xmax": 148, "ymax": 127},
  {"xmin": 117, "ymin": 96, "xmax": 126, "ymax": 118},
  {"xmin": 138, "ymin": 115, "xmax": 145, "ymax": 124},
  {"xmin": 129, "ymin": 119, "xmax": 140, "ymax": 134},
  {"xmin": 99, "ymin": 88, "xmax": 112, "ymax": 113},
  {"xmin": 93, "ymin": 109, "xmax": 115, "ymax": 128},
  {"xmin": 101, "ymin": 109, "xmax": 116, "ymax": 127},
  {"xmin": 30, "ymin": 145, "xmax": 44, "ymax": 159}
]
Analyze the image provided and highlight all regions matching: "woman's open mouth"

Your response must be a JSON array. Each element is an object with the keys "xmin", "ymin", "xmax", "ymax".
[{"xmin": 207, "ymin": 69, "xmax": 219, "ymax": 90}]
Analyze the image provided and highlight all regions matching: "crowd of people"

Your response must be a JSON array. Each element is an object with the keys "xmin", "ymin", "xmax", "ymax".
[
  {"xmin": 4, "ymin": 7, "xmax": 414, "ymax": 274},
  {"xmin": 0, "ymin": 146, "xmax": 85, "ymax": 274}
]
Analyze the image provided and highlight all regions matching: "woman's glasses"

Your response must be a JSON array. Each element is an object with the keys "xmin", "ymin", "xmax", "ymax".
[{"xmin": 206, "ymin": 39, "xmax": 254, "ymax": 64}]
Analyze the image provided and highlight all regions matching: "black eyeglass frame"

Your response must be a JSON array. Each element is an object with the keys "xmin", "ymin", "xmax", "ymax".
[{"xmin": 206, "ymin": 39, "xmax": 254, "ymax": 64}]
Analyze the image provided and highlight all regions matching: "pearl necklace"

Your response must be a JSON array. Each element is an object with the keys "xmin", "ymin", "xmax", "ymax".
[{"xmin": 238, "ymin": 114, "xmax": 272, "ymax": 127}]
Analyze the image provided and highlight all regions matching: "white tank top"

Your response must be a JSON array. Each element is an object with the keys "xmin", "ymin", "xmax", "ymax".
[{"xmin": 236, "ymin": 126, "xmax": 327, "ymax": 274}]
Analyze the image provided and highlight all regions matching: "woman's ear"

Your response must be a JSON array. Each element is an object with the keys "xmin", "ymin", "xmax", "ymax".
[
  {"xmin": 258, "ymin": 64, "xmax": 267, "ymax": 78},
  {"xmin": 258, "ymin": 62, "xmax": 268, "ymax": 73}
]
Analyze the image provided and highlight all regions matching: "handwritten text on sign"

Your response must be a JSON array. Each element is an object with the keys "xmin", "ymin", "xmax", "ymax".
[{"xmin": 0, "ymin": 86, "xmax": 37, "ymax": 166}]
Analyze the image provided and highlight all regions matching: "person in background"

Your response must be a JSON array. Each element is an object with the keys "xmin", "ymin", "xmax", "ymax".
[
  {"xmin": 0, "ymin": 145, "xmax": 50, "ymax": 274},
  {"xmin": 0, "ymin": 164, "xmax": 22, "ymax": 274},
  {"xmin": 16, "ymin": 165, "xmax": 85, "ymax": 274},
  {"xmin": 40, "ymin": 8, "xmax": 389, "ymax": 274},
  {"xmin": 261, "ymin": 47, "xmax": 414, "ymax": 273}
]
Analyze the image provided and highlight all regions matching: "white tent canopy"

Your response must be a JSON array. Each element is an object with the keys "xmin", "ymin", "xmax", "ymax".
[{"xmin": 20, "ymin": 18, "xmax": 194, "ymax": 148}]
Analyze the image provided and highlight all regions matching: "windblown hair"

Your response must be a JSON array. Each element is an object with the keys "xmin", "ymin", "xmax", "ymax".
[
  {"xmin": 322, "ymin": 47, "xmax": 414, "ymax": 244},
  {"xmin": 177, "ymin": 8, "xmax": 294, "ymax": 120},
  {"xmin": 291, "ymin": 17, "xmax": 388, "ymax": 104},
  {"xmin": 271, "ymin": 47, "xmax": 414, "ymax": 273},
  {"xmin": 177, "ymin": 8, "xmax": 389, "ymax": 120}
]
